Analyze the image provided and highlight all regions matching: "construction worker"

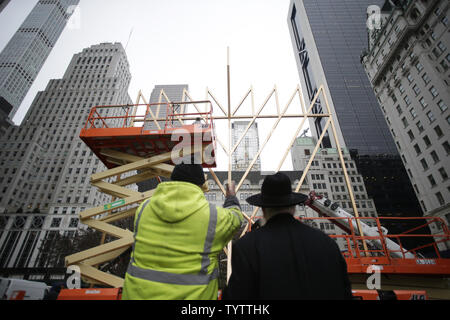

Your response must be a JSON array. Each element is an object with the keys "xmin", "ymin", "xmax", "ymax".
[
  {"xmin": 223, "ymin": 172, "xmax": 353, "ymax": 300},
  {"xmin": 122, "ymin": 164, "xmax": 244, "ymax": 300}
]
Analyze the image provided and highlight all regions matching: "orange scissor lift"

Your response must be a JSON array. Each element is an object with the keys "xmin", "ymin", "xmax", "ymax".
[
  {"xmin": 62, "ymin": 101, "xmax": 216, "ymax": 300},
  {"xmin": 62, "ymin": 101, "xmax": 450, "ymax": 300}
]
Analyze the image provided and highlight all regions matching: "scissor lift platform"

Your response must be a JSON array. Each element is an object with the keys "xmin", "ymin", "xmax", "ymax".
[
  {"xmin": 80, "ymin": 101, "xmax": 217, "ymax": 168},
  {"xmin": 65, "ymin": 101, "xmax": 216, "ymax": 288}
]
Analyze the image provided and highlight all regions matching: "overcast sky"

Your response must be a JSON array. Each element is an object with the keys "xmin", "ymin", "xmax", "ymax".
[{"xmin": 0, "ymin": 0, "xmax": 307, "ymax": 171}]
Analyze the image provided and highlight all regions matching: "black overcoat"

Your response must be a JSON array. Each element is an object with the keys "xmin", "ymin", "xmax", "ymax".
[{"xmin": 223, "ymin": 213, "xmax": 353, "ymax": 300}]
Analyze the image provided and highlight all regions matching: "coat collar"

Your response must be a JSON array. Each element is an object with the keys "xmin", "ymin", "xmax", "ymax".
[{"xmin": 265, "ymin": 213, "xmax": 296, "ymax": 226}]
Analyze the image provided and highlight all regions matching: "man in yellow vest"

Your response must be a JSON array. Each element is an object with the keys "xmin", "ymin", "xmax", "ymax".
[{"xmin": 122, "ymin": 164, "xmax": 244, "ymax": 300}]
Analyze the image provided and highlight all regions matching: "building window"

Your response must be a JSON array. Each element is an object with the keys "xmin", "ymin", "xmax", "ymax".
[
  {"xmin": 414, "ymin": 144, "xmax": 421, "ymax": 155},
  {"xmin": 427, "ymin": 174, "xmax": 437, "ymax": 187},
  {"xmin": 51, "ymin": 218, "xmax": 61, "ymax": 228},
  {"xmin": 440, "ymin": 58, "xmax": 449, "ymax": 71},
  {"xmin": 412, "ymin": 85, "xmax": 421, "ymax": 96},
  {"xmin": 396, "ymin": 105, "xmax": 402, "ymax": 115},
  {"xmin": 429, "ymin": 86, "xmax": 439, "ymax": 98},
  {"xmin": 430, "ymin": 150, "xmax": 440, "ymax": 163},
  {"xmin": 416, "ymin": 121, "xmax": 424, "ymax": 133},
  {"xmin": 441, "ymin": 16, "xmax": 449, "ymax": 27},
  {"xmin": 420, "ymin": 200, "xmax": 427, "ymax": 212},
  {"xmin": 422, "ymin": 73, "xmax": 431, "ymax": 84},
  {"xmin": 420, "ymin": 158, "xmax": 429, "ymax": 170},
  {"xmin": 407, "ymin": 130, "xmax": 415, "ymax": 141},
  {"xmin": 69, "ymin": 218, "xmax": 79, "ymax": 228},
  {"xmin": 409, "ymin": 108, "xmax": 417, "ymax": 119},
  {"xmin": 443, "ymin": 141, "xmax": 450, "ymax": 155},
  {"xmin": 434, "ymin": 125, "xmax": 443, "ymax": 138},
  {"xmin": 399, "ymin": 85, "xmax": 405, "ymax": 94},
  {"xmin": 439, "ymin": 167, "xmax": 448, "ymax": 180},
  {"xmin": 435, "ymin": 192, "xmax": 445, "ymax": 206},
  {"xmin": 390, "ymin": 94, "xmax": 397, "ymax": 104},
  {"xmin": 419, "ymin": 97, "xmax": 428, "ymax": 109},
  {"xmin": 415, "ymin": 62, "xmax": 424, "ymax": 72},
  {"xmin": 407, "ymin": 73, "xmax": 413, "ymax": 83},
  {"xmin": 404, "ymin": 96, "xmax": 411, "ymax": 106},
  {"xmin": 402, "ymin": 117, "xmax": 409, "ymax": 128},
  {"xmin": 423, "ymin": 135, "xmax": 431, "ymax": 147},
  {"xmin": 426, "ymin": 111, "xmax": 435, "ymax": 123},
  {"xmin": 437, "ymin": 100, "xmax": 447, "ymax": 113},
  {"xmin": 432, "ymin": 42, "xmax": 446, "ymax": 58}
]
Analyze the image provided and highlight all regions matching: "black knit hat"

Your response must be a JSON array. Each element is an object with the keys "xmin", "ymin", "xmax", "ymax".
[
  {"xmin": 170, "ymin": 164, "xmax": 206, "ymax": 186},
  {"xmin": 246, "ymin": 172, "xmax": 308, "ymax": 208}
]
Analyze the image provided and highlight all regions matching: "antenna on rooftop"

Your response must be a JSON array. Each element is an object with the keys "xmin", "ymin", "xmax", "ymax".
[{"xmin": 125, "ymin": 27, "xmax": 134, "ymax": 51}]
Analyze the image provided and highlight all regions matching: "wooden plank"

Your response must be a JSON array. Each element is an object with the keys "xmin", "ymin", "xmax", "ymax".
[
  {"xmin": 93, "ymin": 181, "xmax": 140, "ymax": 198},
  {"xmin": 80, "ymin": 189, "xmax": 155, "ymax": 220},
  {"xmin": 91, "ymin": 151, "xmax": 173, "ymax": 182},
  {"xmin": 84, "ymin": 219, "xmax": 134, "ymax": 239},
  {"xmin": 99, "ymin": 207, "xmax": 137, "ymax": 224},
  {"xmin": 77, "ymin": 263, "xmax": 124, "ymax": 288},
  {"xmin": 83, "ymin": 246, "xmax": 130, "ymax": 268},
  {"xmin": 65, "ymin": 237, "xmax": 133, "ymax": 266},
  {"xmin": 115, "ymin": 170, "xmax": 158, "ymax": 186}
]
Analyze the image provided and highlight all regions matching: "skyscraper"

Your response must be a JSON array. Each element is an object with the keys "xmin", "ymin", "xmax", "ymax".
[
  {"xmin": 361, "ymin": 0, "xmax": 449, "ymax": 251},
  {"xmin": 0, "ymin": 42, "xmax": 132, "ymax": 273},
  {"xmin": 0, "ymin": 0, "xmax": 80, "ymax": 123},
  {"xmin": 0, "ymin": 42, "xmax": 132, "ymax": 213},
  {"xmin": 144, "ymin": 84, "xmax": 189, "ymax": 130},
  {"xmin": 287, "ymin": 0, "xmax": 423, "ymax": 220},
  {"xmin": 0, "ymin": 43, "xmax": 132, "ymax": 278},
  {"xmin": 231, "ymin": 121, "xmax": 261, "ymax": 172},
  {"xmin": 0, "ymin": 0, "xmax": 11, "ymax": 14},
  {"xmin": 288, "ymin": 0, "xmax": 396, "ymax": 155}
]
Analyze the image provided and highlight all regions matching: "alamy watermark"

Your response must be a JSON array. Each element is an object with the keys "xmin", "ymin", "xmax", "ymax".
[
  {"xmin": 66, "ymin": 265, "xmax": 81, "ymax": 289},
  {"xmin": 366, "ymin": 265, "xmax": 381, "ymax": 290},
  {"xmin": 367, "ymin": 5, "xmax": 382, "ymax": 30},
  {"xmin": 66, "ymin": 5, "xmax": 82, "ymax": 30},
  {"xmin": 170, "ymin": 123, "xmax": 215, "ymax": 165}
]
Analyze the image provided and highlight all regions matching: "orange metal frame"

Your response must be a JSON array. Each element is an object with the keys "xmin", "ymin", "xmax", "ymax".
[
  {"xmin": 296, "ymin": 215, "xmax": 450, "ymax": 275},
  {"xmin": 351, "ymin": 290, "xmax": 427, "ymax": 300},
  {"xmin": 79, "ymin": 101, "xmax": 216, "ymax": 168},
  {"xmin": 57, "ymin": 288, "xmax": 122, "ymax": 300}
]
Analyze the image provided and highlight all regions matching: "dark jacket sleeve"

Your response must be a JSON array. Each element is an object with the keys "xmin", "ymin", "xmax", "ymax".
[{"xmin": 222, "ymin": 241, "xmax": 257, "ymax": 300}]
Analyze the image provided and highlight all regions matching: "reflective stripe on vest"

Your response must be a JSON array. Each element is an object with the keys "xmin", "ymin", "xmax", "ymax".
[{"xmin": 127, "ymin": 201, "xmax": 218, "ymax": 285}]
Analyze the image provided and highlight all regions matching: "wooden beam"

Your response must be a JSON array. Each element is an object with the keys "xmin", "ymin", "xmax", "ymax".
[
  {"xmin": 80, "ymin": 189, "xmax": 155, "ymax": 220},
  {"xmin": 77, "ymin": 263, "xmax": 124, "ymax": 288},
  {"xmin": 65, "ymin": 237, "xmax": 133, "ymax": 266}
]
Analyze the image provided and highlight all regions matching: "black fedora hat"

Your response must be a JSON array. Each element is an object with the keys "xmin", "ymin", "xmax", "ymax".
[{"xmin": 246, "ymin": 172, "xmax": 308, "ymax": 208}]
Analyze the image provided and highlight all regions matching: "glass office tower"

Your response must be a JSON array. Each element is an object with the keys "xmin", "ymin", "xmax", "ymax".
[
  {"xmin": 288, "ymin": 0, "xmax": 397, "ymax": 156},
  {"xmin": 287, "ymin": 0, "xmax": 424, "ymax": 222}
]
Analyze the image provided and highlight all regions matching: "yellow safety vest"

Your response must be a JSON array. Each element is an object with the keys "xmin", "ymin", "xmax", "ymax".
[{"xmin": 122, "ymin": 181, "xmax": 243, "ymax": 300}]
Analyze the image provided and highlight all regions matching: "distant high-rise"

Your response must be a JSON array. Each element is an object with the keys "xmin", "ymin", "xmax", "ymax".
[
  {"xmin": 144, "ymin": 84, "xmax": 188, "ymax": 130},
  {"xmin": 0, "ymin": 0, "xmax": 11, "ymax": 14},
  {"xmin": 0, "ymin": 0, "xmax": 80, "ymax": 123},
  {"xmin": 0, "ymin": 42, "xmax": 133, "ymax": 275},
  {"xmin": 231, "ymin": 121, "xmax": 261, "ymax": 172},
  {"xmin": 287, "ymin": 0, "xmax": 396, "ymax": 156},
  {"xmin": 361, "ymin": 0, "xmax": 449, "ymax": 251},
  {"xmin": 0, "ymin": 42, "xmax": 132, "ymax": 213},
  {"xmin": 287, "ymin": 0, "xmax": 423, "ymax": 221}
]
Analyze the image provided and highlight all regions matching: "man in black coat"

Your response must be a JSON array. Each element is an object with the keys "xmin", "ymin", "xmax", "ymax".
[{"xmin": 223, "ymin": 172, "xmax": 353, "ymax": 300}]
